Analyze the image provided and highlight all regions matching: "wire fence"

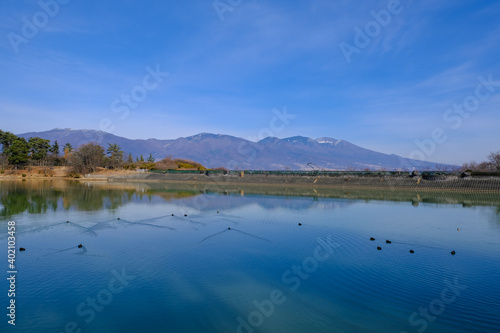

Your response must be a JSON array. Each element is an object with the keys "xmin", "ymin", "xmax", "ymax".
[{"xmin": 142, "ymin": 170, "xmax": 500, "ymax": 192}]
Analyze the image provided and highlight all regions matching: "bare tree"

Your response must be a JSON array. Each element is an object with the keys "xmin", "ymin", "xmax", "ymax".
[
  {"xmin": 68, "ymin": 143, "xmax": 105, "ymax": 174},
  {"xmin": 462, "ymin": 160, "xmax": 496, "ymax": 172},
  {"xmin": 461, "ymin": 161, "xmax": 477, "ymax": 171},
  {"xmin": 488, "ymin": 151, "xmax": 500, "ymax": 171}
]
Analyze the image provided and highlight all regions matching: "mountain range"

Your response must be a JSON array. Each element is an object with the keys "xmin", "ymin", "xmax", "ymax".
[{"xmin": 17, "ymin": 128, "xmax": 454, "ymax": 171}]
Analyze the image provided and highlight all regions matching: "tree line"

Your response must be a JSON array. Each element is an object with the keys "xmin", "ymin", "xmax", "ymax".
[
  {"xmin": 0, "ymin": 130, "xmax": 66, "ymax": 168},
  {"xmin": 462, "ymin": 152, "xmax": 500, "ymax": 172},
  {"xmin": 0, "ymin": 129, "xmax": 204, "ymax": 175},
  {"xmin": 0, "ymin": 130, "xmax": 157, "ymax": 173}
]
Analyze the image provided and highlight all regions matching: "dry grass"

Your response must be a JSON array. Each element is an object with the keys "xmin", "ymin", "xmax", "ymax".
[
  {"xmin": 154, "ymin": 157, "xmax": 205, "ymax": 170},
  {"xmin": 0, "ymin": 156, "xmax": 206, "ymax": 180}
]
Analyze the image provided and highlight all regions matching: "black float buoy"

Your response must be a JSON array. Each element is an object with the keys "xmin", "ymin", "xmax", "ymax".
[
  {"xmin": 409, "ymin": 250, "xmax": 414, "ymax": 253},
  {"xmin": 370, "ymin": 237, "xmax": 375, "ymax": 241},
  {"xmin": 78, "ymin": 244, "xmax": 83, "ymax": 248},
  {"xmin": 386, "ymin": 240, "xmax": 392, "ymax": 244},
  {"xmin": 19, "ymin": 247, "xmax": 26, "ymax": 251},
  {"xmin": 217, "ymin": 211, "xmax": 220, "ymax": 214},
  {"xmin": 172, "ymin": 214, "xmax": 174, "ymax": 216},
  {"xmin": 184, "ymin": 214, "xmax": 188, "ymax": 217},
  {"xmin": 227, "ymin": 227, "xmax": 231, "ymax": 230},
  {"xmin": 451, "ymin": 250, "xmax": 456, "ymax": 255},
  {"xmin": 66, "ymin": 221, "xmax": 69, "ymax": 223},
  {"xmin": 377, "ymin": 246, "xmax": 382, "ymax": 250},
  {"xmin": 298, "ymin": 223, "xmax": 302, "ymax": 226}
]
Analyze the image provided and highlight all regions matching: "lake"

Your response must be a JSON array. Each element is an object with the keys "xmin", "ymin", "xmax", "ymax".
[{"xmin": 1, "ymin": 180, "xmax": 499, "ymax": 333}]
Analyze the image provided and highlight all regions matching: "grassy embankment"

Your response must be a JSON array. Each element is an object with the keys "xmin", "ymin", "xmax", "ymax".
[{"xmin": 0, "ymin": 158, "xmax": 207, "ymax": 180}]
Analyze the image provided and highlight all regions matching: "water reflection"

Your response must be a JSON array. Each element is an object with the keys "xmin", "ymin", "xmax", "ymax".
[
  {"xmin": 1, "ymin": 180, "xmax": 499, "ymax": 333},
  {"xmin": 1, "ymin": 180, "xmax": 500, "ymax": 219},
  {"xmin": 0, "ymin": 180, "xmax": 200, "ymax": 218}
]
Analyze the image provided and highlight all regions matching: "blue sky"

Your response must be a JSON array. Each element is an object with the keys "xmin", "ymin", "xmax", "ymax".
[{"xmin": 0, "ymin": 0, "xmax": 499, "ymax": 165}]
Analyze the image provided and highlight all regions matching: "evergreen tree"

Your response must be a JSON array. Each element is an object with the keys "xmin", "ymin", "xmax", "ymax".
[
  {"xmin": 50, "ymin": 141, "xmax": 60, "ymax": 156},
  {"xmin": 0, "ymin": 130, "xmax": 17, "ymax": 153},
  {"xmin": 147, "ymin": 153, "xmax": 155, "ymax": 162},
  {"xmin": 63, "ymin": 143, "xmax": 73, "ymax": 159},
  {"xmin": 127, "ymin": 153, "xmax": 134, "ymax": 163},
  {"xmin": 106, "ymin": 143, "xmax": 124, "ymax": 169},
  {"xmin": 28, "ymin": 137, "xmax": 51, "ymax": 164},
  {"xmin": 0, "ymin": 154, "xmax": 7, "ymax": 169},
  {"xmin": 140, "ymin": 154, "xmax": 144, "ymax": 162},
  {"xmin": 7, "ymin": 138, "xmax": 29, "ymax": 166}
]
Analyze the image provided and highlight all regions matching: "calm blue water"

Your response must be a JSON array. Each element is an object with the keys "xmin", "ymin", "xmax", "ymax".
[{"xmin": 1, "ymin": 181, "xmax": 499, "ymax": 332}]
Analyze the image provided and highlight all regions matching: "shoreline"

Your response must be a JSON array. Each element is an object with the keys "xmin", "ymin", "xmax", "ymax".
[
  {"xmin": 2, "ymin": 169, "xmax": 500, "ymax": 193},
  {"xmin": 2, "ymin": 177, "xmax": 500, "ymax": 210},
  {"xmin": 106, "ymin": 172, "xmax": 500, "ymax": 193}
]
